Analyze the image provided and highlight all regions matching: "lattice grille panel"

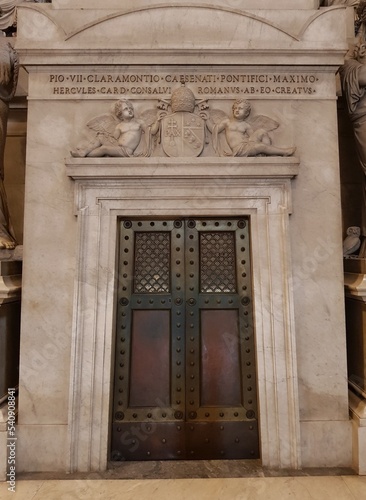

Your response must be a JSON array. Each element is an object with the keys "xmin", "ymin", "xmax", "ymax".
[
  {"xmin": 134, "ymin": 232, "xmax": 170, "ymax": 293},
  {"xmin": 200, "ymin": 232, "xmax": 236, "ymax": 293}
]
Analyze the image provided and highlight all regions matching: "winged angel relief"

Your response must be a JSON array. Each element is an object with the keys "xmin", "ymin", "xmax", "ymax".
[
  {"xmin": 71, "ymin": 99, "xmax": 160, "ymax": 157},
  {"xmin": 70, "ymin": 94, "xmax": 295, "ymax": 159},
  {"xmin": 208, "ymin": 99, "xmax": 296, "ymax": 157}
]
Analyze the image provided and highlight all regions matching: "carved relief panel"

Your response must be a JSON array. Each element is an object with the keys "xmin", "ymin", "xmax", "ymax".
[{"xmin": 70, "ymin": 82, "xmax": 297, "ymax": 159}]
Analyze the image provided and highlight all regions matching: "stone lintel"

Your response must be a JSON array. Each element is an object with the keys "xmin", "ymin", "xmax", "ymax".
[{"xmin": 65, "ymin": 157, "xmax": 300, "ymax": 181}]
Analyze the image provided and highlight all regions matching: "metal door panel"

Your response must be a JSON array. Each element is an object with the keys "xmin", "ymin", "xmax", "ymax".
[{"xmin": 111, "ymin": 218, "xmax": 258, "ymax": 461}]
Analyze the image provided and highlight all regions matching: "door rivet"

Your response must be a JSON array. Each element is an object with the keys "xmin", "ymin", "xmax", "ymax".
[{"xmin": 112, "ymin": 451, "xmax": 122, "ymax": 461}]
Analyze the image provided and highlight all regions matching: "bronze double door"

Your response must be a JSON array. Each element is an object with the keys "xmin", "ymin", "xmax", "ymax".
[{"xmin": 111, "ymin": 218, "xmax": 259, "ymax": 461}]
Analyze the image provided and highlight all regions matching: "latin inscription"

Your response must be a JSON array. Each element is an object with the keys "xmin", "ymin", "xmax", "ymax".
[{"xmin": 39, "ymin": 71, "xmax": 328, "ymax": 99}]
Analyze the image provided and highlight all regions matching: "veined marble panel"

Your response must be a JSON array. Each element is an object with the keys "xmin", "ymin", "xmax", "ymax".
[
  {"xmin": 301, "ymin": 421, "xmax": 353, "ymax": 468},
  {"xmin": 17, "ymin": 425, "xmax": 68, "ymax": 473}
]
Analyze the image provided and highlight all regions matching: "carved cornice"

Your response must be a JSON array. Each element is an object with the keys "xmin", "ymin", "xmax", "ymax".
[
  {"xmin": 16, "ymin": 4, "xmax": 348, "ymax": 66},
  {"xmin": 17, "ymin": 48, "xmax": 347, "ymax": 67},
  {"xmin": 65, "ymin": 157, "xmax": 300, "ymax": 181}
]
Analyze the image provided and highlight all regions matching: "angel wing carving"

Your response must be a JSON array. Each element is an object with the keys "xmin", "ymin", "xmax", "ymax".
[
  {"xmin": 208, "ymin": 100, "xmax": 295, "ymax": 158},
  {"xmin": 249, "ymin": 115, "xmax": 279, "ymax": 133},
  {"xmin": 86, "ymin": 113, "xmax": 120, "ymax": 146}
]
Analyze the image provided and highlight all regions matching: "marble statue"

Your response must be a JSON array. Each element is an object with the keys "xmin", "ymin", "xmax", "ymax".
[
  {"xmin": 208, "ymin": 99, "xmax": 295, "ymax": 157},
  {"xmin": 0, "ymin": 39, "xmax": 18, "ymax": 249},
  {"xmin": 343, "ymin": 226, "xmax": 362, "ymax": 255},
  {"xmin": 71, "ymin": 99, "xmax": 160, "ymax": 158},
  {"xmin": 340, "ymin": 41, "xmax": 366, "ymax": 252}
]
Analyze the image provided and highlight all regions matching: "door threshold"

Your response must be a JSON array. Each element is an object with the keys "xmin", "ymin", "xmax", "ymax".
[
  {"xmin": 17, "ymin": 461, "xmax": 356, "ymax": 481},
  {"xmin": 108, "ymin": 459, "xmax": 264, "ymax": 478}
]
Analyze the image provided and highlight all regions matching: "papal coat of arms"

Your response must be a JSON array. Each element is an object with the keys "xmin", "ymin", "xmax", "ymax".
[{"xmin": 161, "ymin": 85, "xmax": 206, "ymax": 157}]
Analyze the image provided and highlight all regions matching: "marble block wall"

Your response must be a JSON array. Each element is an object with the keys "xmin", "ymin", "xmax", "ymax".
[{"xmin": 12, "ymin": 1, "xmax": 353, "ymax": 473}]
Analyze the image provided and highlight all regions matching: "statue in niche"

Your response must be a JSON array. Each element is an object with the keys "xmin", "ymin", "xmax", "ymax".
[
  {"xmin": 0, "ymin": 39, "xmax": 18, "ymax": 249},
  {"xmin": 340, "ymin": 40, "xmax": 366, "ymax": 256},
  {"xmin": 71, "ymin": 99, "xmax": 161, "ymax": 158},
  {"xmin": 343, "ymin": 226, "xmax": 362, "ymax": 256},
  {"xmin": 207, "ymin": 99, "xmax": 296, "ymax": 157}
]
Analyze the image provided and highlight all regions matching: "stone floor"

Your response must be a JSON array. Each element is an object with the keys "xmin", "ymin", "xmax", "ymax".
[
  {"xmin": 1, "ymin": 462, "xmax": 366, "ymax": 499},
  {"xmin": 1, "ymin": 475, "xmax": 366, "ymax": 499}
]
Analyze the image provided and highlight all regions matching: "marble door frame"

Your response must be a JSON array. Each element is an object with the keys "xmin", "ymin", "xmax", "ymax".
[{"xmin": 66, "ymin": 157, "xmax": 301, "ymax": 472}]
